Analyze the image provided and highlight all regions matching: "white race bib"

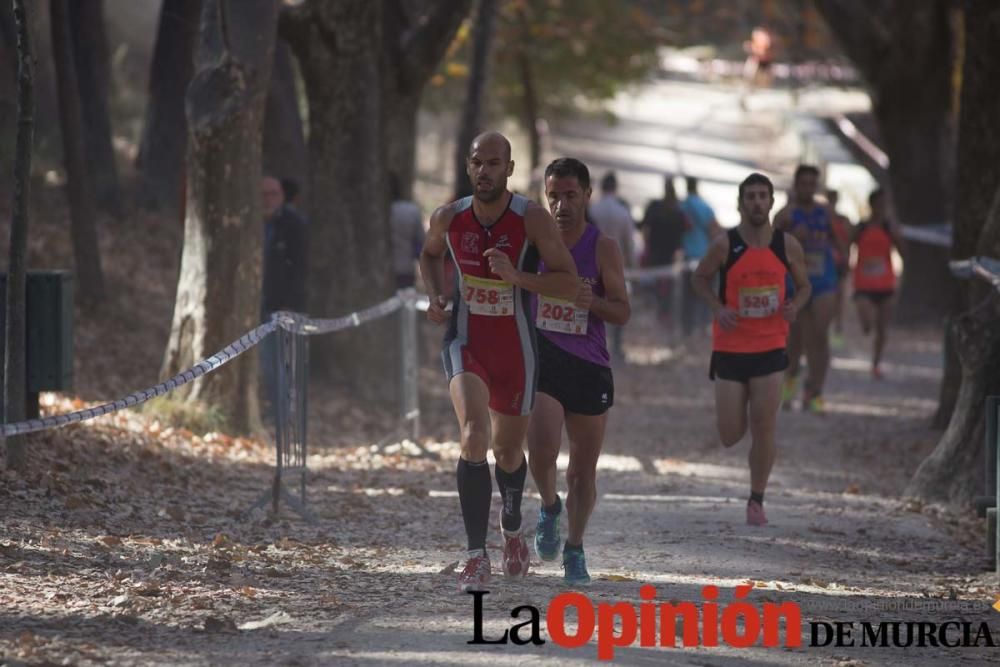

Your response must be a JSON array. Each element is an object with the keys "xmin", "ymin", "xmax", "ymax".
[
  {"xmin": 462, "ymin": 275, "xmax": 514, "ymax": 316},
  {"xmin": 805, "ymin": 251, "xmax": 826, "ymax": 277},
  {"xmin": 536, "ymin": 295, "xmax": 588, "ymax": 335},
  {"xmin": 739, "ymin": 285, "xmax": 780, "ymax": 318}
]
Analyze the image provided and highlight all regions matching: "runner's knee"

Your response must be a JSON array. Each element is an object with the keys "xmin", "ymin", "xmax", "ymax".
[{"xmin": 460, "ymin": 419, "xmax": 489, "ymax": 458}]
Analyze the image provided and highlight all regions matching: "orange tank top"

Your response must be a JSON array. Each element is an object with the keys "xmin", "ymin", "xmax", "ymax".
[
  {"xmin": 713, "ymin": 228, "xmax": 790, "ymax": 353},
  {"xmin": 853, "ymin": 222, "xmax": 896, "ymax": 292}
]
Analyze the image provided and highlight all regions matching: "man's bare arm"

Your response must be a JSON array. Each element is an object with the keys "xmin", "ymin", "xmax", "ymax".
[
  {"xmin": 419, "ymin": 205, "xmax": 455, "ymax": 324},
  {"xmin": 691, "ymin": 233, "xmax": 728, "ymax": 311},
  {"xmin": 589, "ymin": 237, "xmax": 630, "ymax": 326},
  {"xmin": 784, "ymin": 234, "xmax": 812, "ymax": 312},
  {"xmin": 495, "ymin": 203, "xmax": 578, "ymax": 300}
]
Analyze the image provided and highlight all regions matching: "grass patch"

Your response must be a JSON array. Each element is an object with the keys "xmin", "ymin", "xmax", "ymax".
[{"xmin": 141, "ymin": 396, "xmax": 229, "ymax": 435}]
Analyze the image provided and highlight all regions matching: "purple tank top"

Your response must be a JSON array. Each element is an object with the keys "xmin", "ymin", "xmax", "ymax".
[{"xmin": 535, "ymin": 223, "xmax": 609, "ymax": 367}]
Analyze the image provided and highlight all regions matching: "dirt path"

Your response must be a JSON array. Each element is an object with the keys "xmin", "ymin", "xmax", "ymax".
[{"xmin": 2, "ymin": 301, "xmax": 997, "ymax": 666}]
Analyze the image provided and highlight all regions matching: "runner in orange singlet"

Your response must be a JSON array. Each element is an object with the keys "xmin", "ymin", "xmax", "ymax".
[
  {"xmin": 692, "ymin": 173, "xmax": 811, "ymax": 525},
  {"xmin": 851, "ymin": 188, "xmax": 902, "ymax": 379}
]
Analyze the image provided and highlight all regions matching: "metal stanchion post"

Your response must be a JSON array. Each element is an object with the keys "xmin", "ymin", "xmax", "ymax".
[{"xmin": 399, "ymin": 288, "xmax": 420, "ymax": 441}]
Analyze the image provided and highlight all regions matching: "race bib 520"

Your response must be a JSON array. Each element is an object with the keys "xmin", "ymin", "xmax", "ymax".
[
  {"xmin": 738, "ymin": 285, "xmax": 779, "ymax": 318},
  {"xmin": 462, "ymin": 275, "xmax": 514, "ymax": 316}
]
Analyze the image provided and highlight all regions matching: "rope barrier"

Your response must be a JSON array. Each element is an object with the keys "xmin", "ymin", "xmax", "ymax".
[
  {"xmin": 0, "ymin": 292, "xmax": 409, "ymax": 438},
  {"xmin": 2, "ymin": 263, "xmax": 705, "ymax": 439},
  {"xmin": 1, "ymin": 320, "xmax": 277, "ymax": 437}
]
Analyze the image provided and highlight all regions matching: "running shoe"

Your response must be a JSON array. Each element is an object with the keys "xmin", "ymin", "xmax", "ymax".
[
  {"xmin": 500, "ymin": 514, "xmax": 530, "ymax": 578},
  {"xmin": 781, "ymin": 376, "xmax": 798, "ymax": 410},
  {"xmin": 746, "ymin": 500, "xmax": 768, "ymax": 526},
  {"xmin": 457, "ymin": 549, "xmax": 491, "ymax": 592},
  {"xmin": 830, "ymin": 331, "xmax": 845, "ymax": 350},
  {"xmin": 563, "ymin": 548, "xmax": 591, "ymax": 586},
  {"xmin": 534, "ymin": 499, "xmax": 562, "ymax": 562},
  {"xmin": 804, "ymin": 395, "xmax": 826, "ymax": 414},
  {"xmin": 871, "ymin": 365, "xmax": 883, "ymax": 380}
]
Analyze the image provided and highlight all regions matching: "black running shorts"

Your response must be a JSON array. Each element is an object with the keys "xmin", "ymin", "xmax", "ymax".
[
  {"xmin": 709, "ymin": 348, "xmax": 788, "ymax": 384},
  {"xmin": 536, "ymin": 334, "xmax": 614, "ymax": 416},
  {"xmin": 853, "ymin": 290, "xmax": 894, "ymax": 305}
]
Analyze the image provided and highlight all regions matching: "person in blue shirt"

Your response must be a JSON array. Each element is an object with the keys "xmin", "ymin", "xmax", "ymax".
[{"xmin": 681, "ymin": 176, "xmax": 720, "ymax": 336}]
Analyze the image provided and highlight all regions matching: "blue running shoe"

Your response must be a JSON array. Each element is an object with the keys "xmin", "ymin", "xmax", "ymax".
[
  {"xmin": 534, "ymin": 499, "xmax": 561, "ymax": 562},
  {"xmin": 563, "ymin": 548, "xmax": 591, "ymax": 586}
]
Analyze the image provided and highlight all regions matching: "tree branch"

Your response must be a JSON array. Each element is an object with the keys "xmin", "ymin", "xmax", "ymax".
[
  {"xmin": 813, "ymin": 0, "xmax": 893, "ymax": 80},
  {"xmin": 395, "ymin": 0, "xmax": 472, "ymax": 93}
]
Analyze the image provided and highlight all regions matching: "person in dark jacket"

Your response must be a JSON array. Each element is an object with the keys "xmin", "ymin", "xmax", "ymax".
[
  {"xmin": 260, "ymin": 176, "xmax": 308, "ymax": 421},
  {"xmin": 639, "ymin": 175, "xmax": 686, "ymax": 327}
]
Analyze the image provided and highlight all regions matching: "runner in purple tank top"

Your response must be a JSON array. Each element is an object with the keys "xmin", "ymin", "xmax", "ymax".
[{"xmin": 527, "ymin": 158, "xmax": 631, "ymax": 586}]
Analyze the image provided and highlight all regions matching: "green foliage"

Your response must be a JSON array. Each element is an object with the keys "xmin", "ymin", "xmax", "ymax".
[{"xmin": 426, "ymin": 0, "xmax": 670, "ymax": 120}]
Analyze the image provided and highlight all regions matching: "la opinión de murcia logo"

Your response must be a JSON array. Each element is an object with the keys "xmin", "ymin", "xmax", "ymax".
[{"xmin": 468, "ymin": 585, "xmax": 998, "ymax": 660}]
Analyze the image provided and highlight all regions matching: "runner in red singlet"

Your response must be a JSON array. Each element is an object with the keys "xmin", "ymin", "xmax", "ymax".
[
  {"xmin": 851, "ymin": 188, "xmax": 902, "ymax": 379},
  {"xmin": 692, "ymin": 173, "xmax": 811, "ymax": 525},
  {"xmin": 420, "ymin": 132, "xmax": 578, "ymax": 591}
]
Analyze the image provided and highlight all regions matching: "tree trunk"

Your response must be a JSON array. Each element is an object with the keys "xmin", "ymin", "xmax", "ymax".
[
  {"xmin": 50, "ymin": 0, "xmax": 104, "ymax": 307},
  {"xmin": 136, "ymin": 0, "xmax": 201, "ymax": 220},
  {"xmin": 285, "ymin": 2, "xmax": 393, "ymax": 396},
  {"xmin": 5, "ymin": 0, "xmax": 33, "ymax": 472},
  {"xmin": 161, "ymin": 0, "xmax": 277, "ymax": 434},
  {"xmin": 513, "ymin": 4, "xmax": 540, "ymax": 197},
  {"xmin": 934, "ymin": 2, "xmax": 1000, "ymax": 428},
  {"xmin": 69, "ymin": 0, "xmax": 121, "ymax": 219},
  {"xmin": 815, "ymin": 0, "xmax": 956, "ymax": 322},
  {"xmin": 383, "ymin": 94, "xmax": 421, "ymax": 200},
  {"xmin": 908, "ymin": 0, "xmax": 1000, "ymax": 502},
  {"xmin": 906, "ymin": 285, "xmax": 1000, "ymax": 503},
  {"xmin": 262, "ymin": 38, "xmax": 307, "ymax": 208},
  {"xmin": 380, "ymin": 0, "xmax": 473, "ymax": 199},
  {"xmin": 452, "ymin": 0, "xmax": 497, "ymax": 199}
]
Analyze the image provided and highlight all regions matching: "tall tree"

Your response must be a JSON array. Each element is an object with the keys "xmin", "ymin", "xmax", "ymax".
[
  {"xmin": 382, "ymin": 0, "xmax": 472, "ymax": 199},
  {"xmin": 136, "ymin": 0, "xmax": 202, "ymax": 220},
  {"xmin": 262, "ymin": 38, "xmax": 307, "ymax": 207},
  {"xmin": 280, "ymin": 2, "xmax": 392, "ymax": 396},
  {"xmin": 814, "ymin": 0, "xmax": 957, "ymax": 321},
  {"xmin": 69, "ymin": 0, "xmax": 121, "ymax": 219},
  {"xmin": 161, "ymin": 0, "xmax": 278, "ymax": 433},
  {"xmin": 452, "ymin": 0, "xmax": 497, "ymax": 199},
  {"xmin": 50, "ymin": 0, "xmax": 104, "ymax": 306},
  {"xmin": 906, "ymin": 0, "xmax": 1000, "ymax": 504},
  {"xmin": 429, "ymin": 0, "xmax": 669, "ymax": 192},
  {"xmin": 5, "ymin": 0, "xmax": 33, "ymax": 472}
]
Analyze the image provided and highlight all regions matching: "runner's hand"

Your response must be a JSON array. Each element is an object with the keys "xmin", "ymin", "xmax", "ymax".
[
  {"xmin": 484, "ymin": 248, "xmax": 517, "ymax": 282},
  {"xmin": 574, "ymin": 280, "xmax": 593, "ymax": 310},
  {"xmin": 782, "ymin": 300, "xmax": 799, "ymax": 323},
  {"xmin": 427, "ymin": 295, "xmax": 449, "ymax": 324},
  {"xmin": 715, "ymin": 305, "xmax": 739, "ymax": 331}
]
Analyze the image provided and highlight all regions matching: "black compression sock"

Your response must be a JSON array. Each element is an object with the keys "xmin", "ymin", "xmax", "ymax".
[
  {"xmin": 495, "ymin": 456, "xmax": 527, "ymax": 532},
  {"xmin": 457, "ymin": 458, "xmax": 492, "ymax": 551},
  {"xmin": 545, "ymin": 495, "xmax": 562, "ymax": 515},
  {"xmin": 564, "ymin": 541, "xmax": 583, "ymax": 553},
  {"xmin": 749, "ymin": 491, "xmax": 765, "ymax": 505}
]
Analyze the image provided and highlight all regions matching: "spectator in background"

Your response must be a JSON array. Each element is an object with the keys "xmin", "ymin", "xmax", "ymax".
[
  {"xmin": 260, "ymin": 175, "xmax": 309, "ymax": 420},
  {"xmin": 389, "ymin": 172, "xmax": 425, "ymax": 289},
  {"xmin": 588, "ymin": 171, "xmax": 635, "ymax": 361},
  {"xmin": 640, "ymin": 174, "xmax": 687, "ymax": 328},
  {"xmin": 680, "ymin": 176, "xmax": 720, "ymax": 336}
]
